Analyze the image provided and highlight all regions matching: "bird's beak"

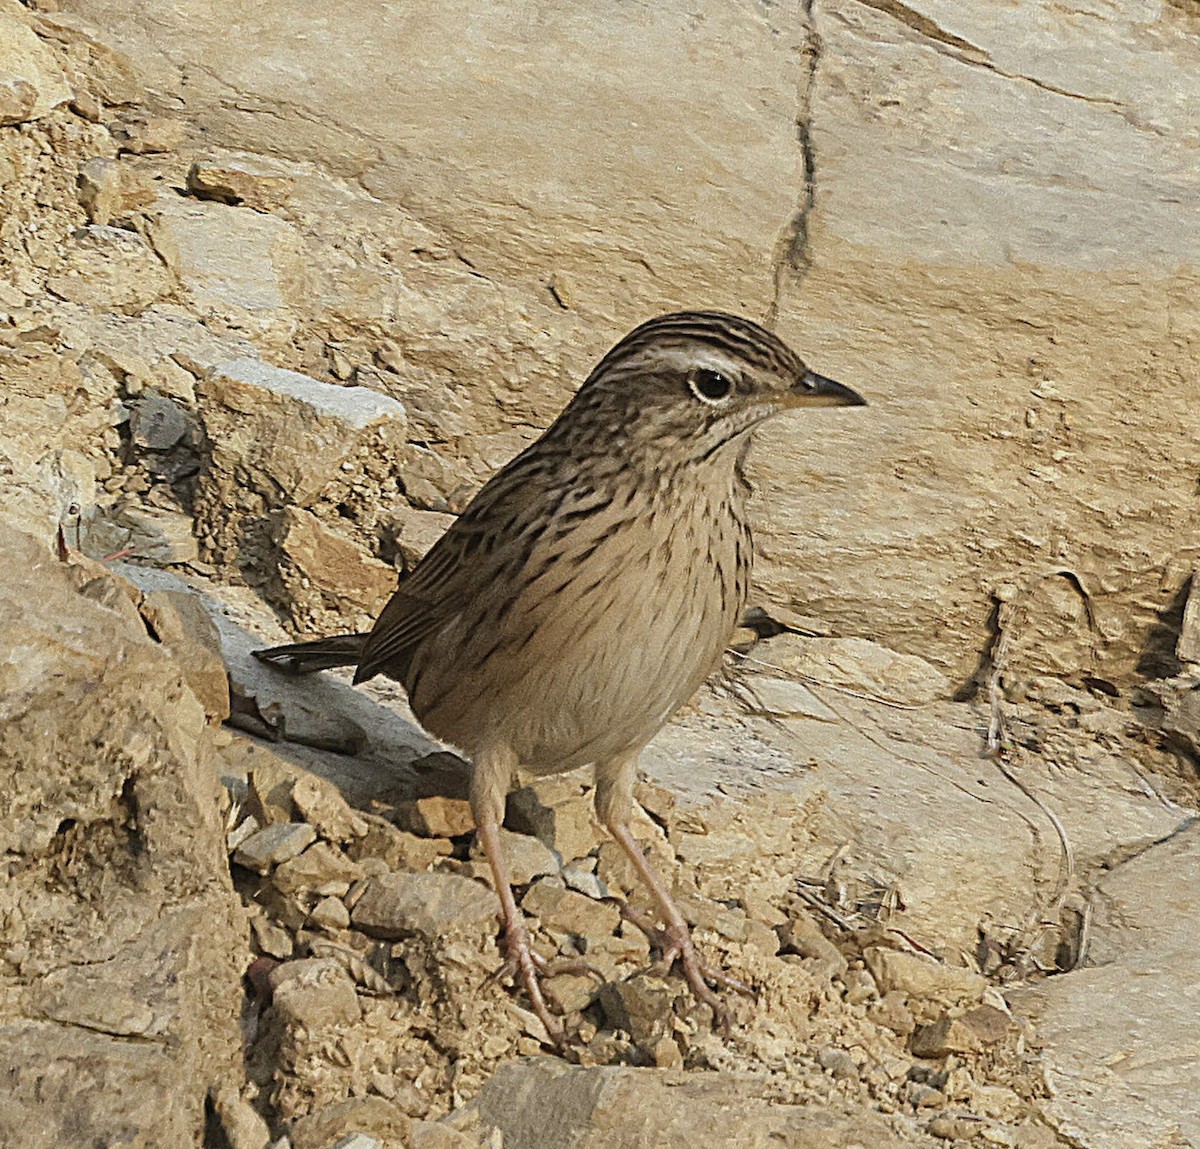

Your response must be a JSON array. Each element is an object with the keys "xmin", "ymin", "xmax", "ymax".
[{"xmin": 786, "ymin": 370, "xmax": 867, "ymax": 408}]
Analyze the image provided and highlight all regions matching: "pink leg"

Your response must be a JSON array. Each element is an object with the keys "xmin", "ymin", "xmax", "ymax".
[
  {"xmin": 475, "ymin": 816, "xmax": 564, "ymax": 1044},
  {"xmin": 605, "ymin": 818, "xmax": 753, "ymax": 1031}
]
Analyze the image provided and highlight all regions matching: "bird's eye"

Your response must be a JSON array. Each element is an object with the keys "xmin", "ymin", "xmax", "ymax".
[{"xmin": 688, "ymin": 368, "xmax": 733, "ymax": 405}]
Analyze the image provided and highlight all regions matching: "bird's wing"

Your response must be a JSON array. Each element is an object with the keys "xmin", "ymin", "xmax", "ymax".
[
  {"xmin": 352, "ymin": 520, "xmax": 483, "ymax": 684},
  {"xmin": 354, "ymin": 454, "xmax": 555, "ymax": 684}
]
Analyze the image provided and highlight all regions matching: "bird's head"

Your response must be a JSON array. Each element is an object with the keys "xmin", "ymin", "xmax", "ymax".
[{"xmin": 568, "ymin": 311, "xmax": 866, "ymax": 464}]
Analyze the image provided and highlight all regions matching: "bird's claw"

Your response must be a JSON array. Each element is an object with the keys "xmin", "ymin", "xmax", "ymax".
[
  {"xmin": 622, "ymin": 904, "xmax": 754, "ymax": 1032},
  {"xmin": 662, "ymin": 922, "xmax": 754, "ymax": 1036},
  {"xmin": 491, "ymin": 923, "xmax": 569, "ymax": 1047}
]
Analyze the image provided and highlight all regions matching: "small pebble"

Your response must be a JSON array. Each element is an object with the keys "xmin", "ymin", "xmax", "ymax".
[
  {"xmin": 817, "ymin": 1046, "xmax": 859, "ymax": 1080},
  {"xmin": 233, "ymin": 822, "xmax": 317, "ymax": 874},
  {"xmin": 330, "ymin": 1135, "xmax": 380, "ymax": 1149},
  {"xmin": 309, "ymin": 896, "xmax": 352, "ymax": 931},
  {"xmin": 561, "ymin": 862, "xmax": 608, "ymax": 900},
  {"xmin": 227, "ymin": 814, "xmax": 261, "ymax": 853}
]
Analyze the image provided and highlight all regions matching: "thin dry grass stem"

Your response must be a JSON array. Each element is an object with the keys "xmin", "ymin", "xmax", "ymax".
[
  {"xmin": 732, "ymin": 648, "xmax": 926, "ymax": 711},
  {"xmin": 1123, "ymin": 757, "xmax": 1183, "ymax": 812},
  {"xmin": 736, "ymin": 568, "xmax": 1114, "ymax": 971},
  {"xmin": 979, "ymin": 576, "xmax": 1093, "ymax": 969},
  {"xmin": 792, "ymin": 884, "xmax": 860, "ymax": 933},
  {"xmin": 788, "ymin": 676, "xmax": 1013, "ymax": 814},
  {"xmin": 745, "ymin": 572, "xmax": 1099, "ymax": 972},
  {"xmin": 984, "ymin": 582, "xmax": 1077, "ymax": 902}
]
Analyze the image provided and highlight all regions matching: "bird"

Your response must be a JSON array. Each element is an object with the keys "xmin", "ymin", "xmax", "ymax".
[{"xmin": 254, "ymin": 310, "xmax": 866, "ymax": 1040}]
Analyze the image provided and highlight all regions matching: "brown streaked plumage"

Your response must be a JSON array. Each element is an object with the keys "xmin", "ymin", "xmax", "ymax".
[{"xmin": 255, "ymin": 310, "xmax": 866, "ymax": 1040}]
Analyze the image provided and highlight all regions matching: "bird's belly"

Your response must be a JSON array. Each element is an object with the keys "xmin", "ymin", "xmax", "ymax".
[
  {"xmin": 411, "ymin": 517, "xmax": 744, "ymax": 771},
  {"xmin": 504, "ymin": 603, "xmax": 724, "ymax": 771}
]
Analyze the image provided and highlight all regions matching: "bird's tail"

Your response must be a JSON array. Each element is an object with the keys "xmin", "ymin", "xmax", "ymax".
[{"xmin": 252, "ymin": 633, "xmax": 369, "ymax": 675}]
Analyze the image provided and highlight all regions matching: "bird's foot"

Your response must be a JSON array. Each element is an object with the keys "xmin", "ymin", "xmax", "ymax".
[
  {"xmin": 493, "ymin": 932, "xmax": 603, "ymax": 983},
  {"xmin": 659, "ymin": 919, "xmax": 755, "ymax": 1035},
  {"xmin": 493, "ymin": 921, "xmax": 569, "ymax": 1047},
  {"xmin": 622, "ymin": 905, "xmax": 754, "ymax": 1034}
]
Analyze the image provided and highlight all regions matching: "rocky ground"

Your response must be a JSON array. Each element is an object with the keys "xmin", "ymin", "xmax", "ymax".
[{"xmin": 2, "ymin": 1, "xmax": 1199, "ymax": 1147}]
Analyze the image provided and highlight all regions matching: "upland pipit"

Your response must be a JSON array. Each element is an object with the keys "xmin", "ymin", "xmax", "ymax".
[{"xmin": 255, "ymin": 311, "xmax": 865, "ymax": 1039}]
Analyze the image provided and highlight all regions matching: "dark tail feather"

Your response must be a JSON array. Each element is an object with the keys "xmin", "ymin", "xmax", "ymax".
[{"xmin": 252, "ymin": 633, "xmax": 369, "ymax": 675}]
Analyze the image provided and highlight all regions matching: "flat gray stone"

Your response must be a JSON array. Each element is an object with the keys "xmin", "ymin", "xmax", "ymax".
[
  {"xmin": 350, "ymin": 872, "xmax": 499, "ymax": 941},
  {"xmin": 561, "ymin": 863, "xmax": 607, "ymax": 901},
  {"xmin": 471, "ymin": 828, "xmax": 561, "ymax": 886},
  {"xmin": 129, "ymin": 392, "xmax": 190, "ymax": 450},
  {"xmin": 331, "ymin": 1135, "xmax": 380, "ymax": 1149},
  {"xmin": 1011, "ymin": 823, "xmax": 1200, "ymax": 1149},
  {"xmin": 233, "ymin": 821, "xmax": 316, "ymax": 873},
  {"xmin": 272, "ymin": 841, "xmax": 364, "ymax": 896},
  {"xmin": 464, "ymin": 1058, "xmax": 916, "ymax": 1148},
  {"xmin": 212, "ymin": 357, "xmax": 405, "ymax": 430}
]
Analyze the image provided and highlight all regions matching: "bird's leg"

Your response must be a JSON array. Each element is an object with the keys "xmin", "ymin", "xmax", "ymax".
[
  {"xmin": 470, "ymin": 745, "xmax": 563, "ymax": 1044},
  {"xmin": 595, "ymin": 751, "xmax": 752, "ymax": 1031},
  {"xmin": 474, "ymin": 817, "xmax": 565, "ymax": 1041}
]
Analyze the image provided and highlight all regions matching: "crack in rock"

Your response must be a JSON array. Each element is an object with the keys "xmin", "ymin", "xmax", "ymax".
[
  {"xmin": 852, "ymin": 0, "xmax": 1125, "ymax": 109},
  {"xmin": 768, "ymin": 0, "xmax": 821, "ymax": 324}
]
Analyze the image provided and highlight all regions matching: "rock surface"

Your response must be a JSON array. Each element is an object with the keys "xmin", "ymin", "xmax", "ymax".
[
  {"xmin": 53, "ymin": 0, "xmax": 1200, "ymax": 690},
  {"xmin": 0, "ymin": 526, "xmax": 246, "ymax": 1147},
  {"xmin": 350, "ymin": 871, "xmax": 501, "ymax": 941},
  {"xmin": 1012, "ymin": 822, "xmax": 1200, "ymax": 1149},
  {"xmin": 0, "ymin": 3, "xmax": 72, "ymax": 124},
  {"xmin": 464, "ymin": 1058, "xmax": 915, "ymax": 1149}
]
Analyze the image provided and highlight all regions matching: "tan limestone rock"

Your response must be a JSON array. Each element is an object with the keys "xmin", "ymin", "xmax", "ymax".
[
  {"xmin": 0, "ymin": 7, "xmax": 72, "ymax": 124},
  {"xmin": 0, "ymin": 524, "xmax": 245, "ymax": 1148}
]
